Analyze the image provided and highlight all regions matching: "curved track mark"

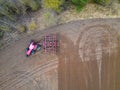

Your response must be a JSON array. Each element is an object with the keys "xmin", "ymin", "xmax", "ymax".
[{"xmin": 1, "ymin": 59, "xmax": 58, "ymax": 90}]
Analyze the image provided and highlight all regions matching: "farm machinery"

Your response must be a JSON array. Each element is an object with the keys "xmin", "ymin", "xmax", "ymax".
[{"xmin": 26, "ymin": 34, "xmax": 59, "ymax": 57}]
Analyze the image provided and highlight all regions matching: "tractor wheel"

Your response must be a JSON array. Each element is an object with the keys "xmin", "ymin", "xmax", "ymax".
[
  {"xmin": 26, "ymin": 55, "xmax": 29, "ymax": 57},
  {"xmin": 26, "ymin": 48, "xmax": 29, "ymax": 51},
  {"xmin": 31, "ymin": 50, "xmax": 35, "ymax": 55},
  {"xmin": 36, "ymin": 45, "xmax": 41, "ymax": 51}
]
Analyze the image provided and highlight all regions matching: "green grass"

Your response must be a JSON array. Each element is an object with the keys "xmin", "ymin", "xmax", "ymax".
[
  {"xmin": 27, "ymin": 21, "xmax": 37, "ymax": 30},
  {"xmin": 72, "ymin": 0, "xmax": 89, "ymax": 11},
  {"xmin": 42, "ymin": 0, "xmax": 64, "ymax": 12}
]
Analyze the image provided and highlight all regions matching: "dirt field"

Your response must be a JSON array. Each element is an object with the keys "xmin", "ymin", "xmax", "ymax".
[{"xmin": 0, "ymin": 18, "xmax": 120, "ymax": 90}]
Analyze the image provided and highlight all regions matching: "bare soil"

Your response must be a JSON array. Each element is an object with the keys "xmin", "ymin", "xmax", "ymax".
[{"xmin": 0, "ymin": 18, "xmax": 120, "ymax": 90}]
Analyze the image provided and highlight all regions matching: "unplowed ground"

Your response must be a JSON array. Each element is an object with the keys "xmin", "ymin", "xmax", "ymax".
[{"xmin": 0, "ymin": 19, "xmax": 120, "ymax": 90}]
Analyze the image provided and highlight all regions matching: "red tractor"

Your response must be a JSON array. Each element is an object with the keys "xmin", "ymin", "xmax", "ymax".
[
  {"xmin": 26, "ymin": 34, "xmax": 59, "ymax": 57},
  {"xmin": 26, "ymin": 40, "xmax": 41, "ymax": 57}
]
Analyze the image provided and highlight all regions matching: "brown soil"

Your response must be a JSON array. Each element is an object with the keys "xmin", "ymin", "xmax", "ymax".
[{"xmin": 0, "ymin": 18, "xmax": 120, "ymax": 90}]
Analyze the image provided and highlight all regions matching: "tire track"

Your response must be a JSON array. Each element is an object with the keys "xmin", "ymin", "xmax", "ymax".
[
  {"xmin": 0, "ymin": 58, "xmax": 57, "ymax": 85},
  {"xmin": 0, "ymin": 59, "xmax": 58, "ymax": 90},
  {"xmin": 78, "ymin": 24, "xmax": 118, "ymax": 62},
  {"xmin": 76, "ymin": 24, "xmax": 119, "ymax": 90},
  {"xmin": 7, "ymin": 62, "xmax": 58, "ymax": 90}
]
